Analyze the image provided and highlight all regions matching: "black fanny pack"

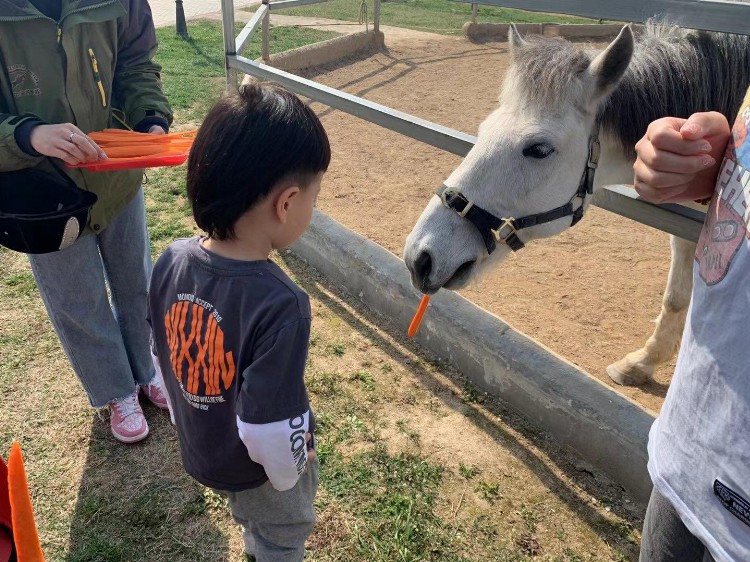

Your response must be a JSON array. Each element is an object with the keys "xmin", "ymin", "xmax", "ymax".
[{"xmin": 0, "ymin": 163, "xmax": 97, "ymax": 254}]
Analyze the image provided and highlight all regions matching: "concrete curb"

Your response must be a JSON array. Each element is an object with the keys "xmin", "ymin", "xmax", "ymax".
[
  {"xmin": 267, "ymin": 30, "xmax": 385, "ymax": 72},
  {"xmin": 463, "ymin": 22, "xmax": 640, "ymax": 42},
  {"xmin": 292, "ymin": 211, "xmax": 655, "ymax": 505}
]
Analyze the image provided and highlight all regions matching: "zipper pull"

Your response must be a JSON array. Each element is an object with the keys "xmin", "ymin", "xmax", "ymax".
[
  {"xmin": 57, "ymin": 26, "xmax": 62, "ymax": 44},
  {"xmin": 88, "ymin": 48, "xmax": 107, "ymax": 108}
]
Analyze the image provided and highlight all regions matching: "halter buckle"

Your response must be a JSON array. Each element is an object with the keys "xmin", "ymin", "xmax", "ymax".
[
  {"xmin": 440, "ymin": 188, "xmax": 474, "ymax": 218},
  {"xmin": 587, "ymin": 136, "xmax": 601, "ymax": 169},
  {"xmin": 491, "ymin": 218, "xmax": 517, "ymax": 242}
]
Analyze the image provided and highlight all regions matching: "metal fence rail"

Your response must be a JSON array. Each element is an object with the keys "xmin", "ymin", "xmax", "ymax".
[
  {"xmin": 458, "ymin": 0, "xmax": 750, "ymax": 35},
  {"xmin": 270, "ymin": 0, "xmax": 330, "ymax": 9},
  {"xmin": 236, "ymin": 4, "xmax": 268, "ymax": 55},
  {"xmin": 229, "ymin": 56, "xmax": 477, "ymax": 155},
  {"xmin": 219, "ymin": 0, "xmax": 739, "ymax": 241}
]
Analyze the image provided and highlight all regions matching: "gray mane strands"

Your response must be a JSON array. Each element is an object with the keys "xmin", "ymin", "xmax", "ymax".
[
  {"xmin": 601, "ymin": 25, "xmax": 750, "ymax": 152},
  {"xmin": 512, "ymin": 24, "xmax": 750, "ymax": 154}
]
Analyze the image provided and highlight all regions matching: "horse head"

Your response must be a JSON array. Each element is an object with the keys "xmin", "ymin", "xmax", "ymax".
[{"xmin": 404, "ymin": 25, "xmax": 634, "ymax": 293}]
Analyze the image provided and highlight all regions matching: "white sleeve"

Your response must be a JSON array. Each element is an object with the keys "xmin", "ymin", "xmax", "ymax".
[{"xmin": 236, "ymin": 411, "xmax": 310, "ymax": 491}]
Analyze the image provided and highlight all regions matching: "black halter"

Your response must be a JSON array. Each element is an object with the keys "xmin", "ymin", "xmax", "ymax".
[{"xmin": 436, "ymin": 134, "xmax": 601, "ymax": 254}]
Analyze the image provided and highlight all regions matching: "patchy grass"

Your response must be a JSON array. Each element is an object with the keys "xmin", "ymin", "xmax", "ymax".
[
  {"xmin": 459, "ymin": 463, "xmax": 480, "ymax": 480},
  {"xmin": 475, "ymin": 480, "xmax": 502, "ymax": 504},
  {"xmin": 251, "ymin": 0, "xmax": 601, "ymax": 35},
  {"xmin": 326, "ymin": 342, "xmax": 347, "ymax": 357},
  {"xmin": 1, "ymin": 18, "xmax": 642, "ymax": 562}
]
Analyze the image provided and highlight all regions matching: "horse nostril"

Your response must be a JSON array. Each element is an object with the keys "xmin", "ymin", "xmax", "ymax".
[
  {"xmin": 414, "ymin": 251, "xmax": 433, "ymax": 287},
  {"xmin": 455, "ymin": 260, "xmax": 475, "ymax": 279}
]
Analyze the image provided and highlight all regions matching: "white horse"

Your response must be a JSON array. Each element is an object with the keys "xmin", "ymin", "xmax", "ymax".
[{"xmin": 404, "ymin": 24, "xmax": 750, "ymax": 386}]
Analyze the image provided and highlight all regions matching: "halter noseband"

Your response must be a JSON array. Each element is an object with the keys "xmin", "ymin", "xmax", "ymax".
[{"xmin": 436, "ymin": 133, "xmax": 600, "ymax": 254}]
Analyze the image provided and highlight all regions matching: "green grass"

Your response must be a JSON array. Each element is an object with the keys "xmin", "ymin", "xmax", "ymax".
[
  {"xmin": 326, "ymin": 342, "xmax": 346, "ymax": 357},
  {"xmin": 260, "ymin": 0, "xmax": 598, "ymax": 35},
  {"xmin": 458, "ymin": 463, "xmax": 480, "ymax": 480},
  {"xmin": 156, "ymin": 21, "xmax": 340, "ymax": 123}
]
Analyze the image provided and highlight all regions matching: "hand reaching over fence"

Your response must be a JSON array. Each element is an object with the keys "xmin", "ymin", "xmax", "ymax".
[{"xmin": 633, "ymin": 112, "xmax": 731, "ymax": 204}]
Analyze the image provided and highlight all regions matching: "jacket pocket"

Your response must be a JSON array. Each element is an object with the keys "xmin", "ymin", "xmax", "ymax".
[{"xmin": 87, "ymin": 47, "xmax": 107, "ymax": 108}]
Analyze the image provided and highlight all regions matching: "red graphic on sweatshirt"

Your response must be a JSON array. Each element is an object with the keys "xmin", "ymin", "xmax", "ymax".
[
  {"xmin": 164, "ymin": 301, "xmax": 236, "ymax": 396},
  {"xmin": 696, "ymin": 198, "xmax": 743, "ymax": 285},
  {"xmin": 695, "ymin": 150, "xmax": 750, "ymax": 285}
]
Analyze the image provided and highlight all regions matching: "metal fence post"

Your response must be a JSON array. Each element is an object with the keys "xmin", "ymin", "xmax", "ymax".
[
  {"xmin": 374, "ymin": 0, "xmax": 381, "ymax": 33},
  {"xmin": 221, "ymin": 0, "xmax": 238, "ymax": 91},
  {"xmin": 262, "ymin": 0, "xmax": 271, "ymax": 63},
  {"xmin": 175, "ymin": 0, "xmax": 189, "ymax": 38}
]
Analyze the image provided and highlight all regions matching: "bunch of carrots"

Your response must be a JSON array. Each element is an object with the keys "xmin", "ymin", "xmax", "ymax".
[{"xmin": 88, "ymin": 128, "xmax": 197, "ymax": 160}]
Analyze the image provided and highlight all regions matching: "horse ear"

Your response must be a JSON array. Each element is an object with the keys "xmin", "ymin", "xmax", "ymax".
[
  {"xmin": 588, "ymin": 24, "xmax": 634, "ymax": 99},
  {"xmin": 508, "ymin": 23, "xmax": 526, "ymax": 52}
]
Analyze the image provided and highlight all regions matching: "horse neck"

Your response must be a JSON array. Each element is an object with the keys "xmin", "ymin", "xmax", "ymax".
[{"xmin": 593, "ymin": 131, "xmax": 636, "ymax": 189}]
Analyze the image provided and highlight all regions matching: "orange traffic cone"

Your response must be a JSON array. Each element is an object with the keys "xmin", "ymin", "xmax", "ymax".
[
  {"xmin": 0, "ymin": 452, "xmax": 12, "ymax": 562},
  {"xmin": 2, "ymin": 442, "xmax": 45, "ymax": 562}
]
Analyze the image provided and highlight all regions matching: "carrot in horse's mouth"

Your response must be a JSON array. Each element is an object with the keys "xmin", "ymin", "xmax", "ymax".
[{"xmin": 408, "ymin": 294, "xmax": 430, "ymax": 338}]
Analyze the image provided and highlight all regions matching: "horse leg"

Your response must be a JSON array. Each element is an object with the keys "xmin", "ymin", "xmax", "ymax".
[{"xmin": 607, "ymin": 236, "xmax": 695, "ymax": 386}]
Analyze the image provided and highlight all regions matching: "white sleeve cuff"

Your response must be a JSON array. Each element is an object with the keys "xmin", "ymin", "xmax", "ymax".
[{"xmin": 236, "ymin": 411, "xmax": 310, "ymax": 491}]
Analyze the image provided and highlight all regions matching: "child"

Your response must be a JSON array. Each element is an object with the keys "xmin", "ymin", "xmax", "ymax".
[{"xmin": 148, "ymin": 83, "xmax": 330, "ymax": 561}]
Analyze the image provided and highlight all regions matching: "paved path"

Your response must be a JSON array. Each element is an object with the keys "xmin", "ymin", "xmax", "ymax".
[
  {"xmin": 148, "ymin": 0, "xmax": 451, "ymax": 44},
  {"xmin": 148, "ymin": 0, "xmax": 260, "ymax": 28}
]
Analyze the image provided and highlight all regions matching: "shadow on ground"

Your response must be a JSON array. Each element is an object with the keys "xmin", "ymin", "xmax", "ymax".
[
  {"xmin": 65, "ymin": 408, "xmax": 230, "ymax": 562},
  {"xmin": 300, "ymin": 43, "xmax": 508, "ymax": 120}
]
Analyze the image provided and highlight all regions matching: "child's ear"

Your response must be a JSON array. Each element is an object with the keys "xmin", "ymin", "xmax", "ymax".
[{"xmin": 274, "ymin": 185, "xmax": 301, "ymax": 223}]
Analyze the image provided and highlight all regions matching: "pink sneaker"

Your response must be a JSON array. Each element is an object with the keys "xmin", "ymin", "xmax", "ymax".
[
  {"xmin": 140, "ymin": 377, "xmax": 169, "ymax": 410},
  {"xmin": 109, "ymin": 391, "xmax": 149, "ymax": 444}
]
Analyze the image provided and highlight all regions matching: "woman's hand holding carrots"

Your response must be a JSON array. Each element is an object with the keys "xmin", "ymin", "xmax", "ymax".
[{"xmin": 30, "ymin": 123, "xmax": 107, "ymax": 166}]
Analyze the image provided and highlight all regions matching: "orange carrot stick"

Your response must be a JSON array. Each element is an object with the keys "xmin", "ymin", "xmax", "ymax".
[
  {"xmin": 8, "ymin": 442, "xmax": 45, "ymax": 562},
  {"xmin": 94, "ymin": 139, "xmax": 193, "ymax": 146},
  {"xmin": 92, "ymin": 129, "xmax": 197, "ymax": 139},
  {"xmin": 101, "ymin": 145, "xmax": 170, "ymax": 158},
  {"xmin": 408, "ymin": 294, "xmax": 430, "ymax": 338}
]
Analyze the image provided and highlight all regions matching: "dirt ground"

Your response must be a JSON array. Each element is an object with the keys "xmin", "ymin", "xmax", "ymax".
[{"xmin": 298, "ymin": 32, "xmax": 674, "ymax": 414}]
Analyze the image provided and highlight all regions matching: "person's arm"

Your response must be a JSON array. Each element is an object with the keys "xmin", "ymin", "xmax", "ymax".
[
  {"xmin": 236, "ymin": 318, "xmax": 314, "ymax": 491},
  {"xmin": 0, "ymin": 113, "xmax": 106, "ymax": 169},
  {"xmin": 113, "ymin": 0, "xmax": 173, "ymax": 133},
  {"xmin": 633, "ymin": 112, "xmax": 731, "ymax": 204},
  {"xmin": 0, "ymin": 112, "xmax": 45, "ymax": 172},
  {"xmin": 237, "ymin": 411, "xmax": 313, "ymax": 491}
]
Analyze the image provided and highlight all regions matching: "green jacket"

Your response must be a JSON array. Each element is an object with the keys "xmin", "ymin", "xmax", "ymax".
[{"xmin": 0, "ymin": 0, "xmax": 172, "ymax": 233}]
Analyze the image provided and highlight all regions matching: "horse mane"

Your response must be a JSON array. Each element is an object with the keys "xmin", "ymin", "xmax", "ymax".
[
  {"xmin": 510, "ymin": 24, "xmax": 750, "ymax": 154},
  {"xmin": 508, "ymin": 36, "xmax": 592, "ymax": 112},
  {"xmin": 600, "ymin": 24, "xmax": 750, "ymax": 153}
]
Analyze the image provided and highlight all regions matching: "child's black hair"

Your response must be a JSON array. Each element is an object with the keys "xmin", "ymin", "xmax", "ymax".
[{"xmin": 186, "ymin": 83, "xmax": 331, "ymax": 240}]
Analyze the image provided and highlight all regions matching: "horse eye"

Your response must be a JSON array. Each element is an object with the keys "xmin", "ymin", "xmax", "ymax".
[{"xmin": 523, "ymin": 143, "xmax": 555, "ymax": 159}]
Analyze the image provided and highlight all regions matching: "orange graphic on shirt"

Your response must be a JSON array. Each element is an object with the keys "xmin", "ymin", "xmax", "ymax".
[{"xmin": 164, "ymin": 302, "xmax": 236, "ymax": 395}]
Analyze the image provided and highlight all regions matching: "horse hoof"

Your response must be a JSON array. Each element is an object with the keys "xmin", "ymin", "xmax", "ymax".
[{"xmin": 606, "ymin": 356, "xmax": 653, "ymax": 386}]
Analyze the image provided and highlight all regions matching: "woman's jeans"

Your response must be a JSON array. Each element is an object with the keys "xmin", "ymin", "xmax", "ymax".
[{"xmin": 28, "ymin": 188, "xmax": 154, "ymax": 407}]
